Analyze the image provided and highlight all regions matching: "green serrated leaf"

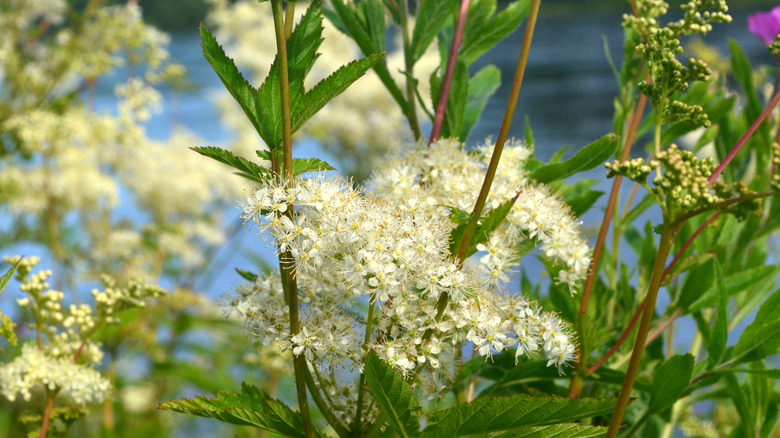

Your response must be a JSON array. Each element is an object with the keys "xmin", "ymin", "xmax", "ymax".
[
  {"xmin": 564, "ymin": 189, "xmax": 603, "ymax": 218},
  {"xmin": 422, "ymin": 395, "xmax": 616, "ymax": 437},
  {"xmin": 200, "ymin": 25, "xmax": 279, "ymax": 150},
  {"xmin": 159, "ymin": 383, "xmax": 319, "ymax": 437},
  {"xmin": 287, "ymin": 0, "xmax": 325, "ymax": 118},
  {"xmin": 191, "ymin": 146, "xmax": 272, "ymax": 185},
  {"xmin": 729, "ymin": 40, "xmax": 767, "ymax": 151},
  {"xmin": 430, "ymin": 60, "xmax": 469, "ymax": 139},
  {"xmin": 707, "ymin": 260, "xmax": 727, "ymax": 369},
  {"xmin": 292, "ymin": 157, "xmax": 336, "ymax": 176},
  {"xmin": 530, "ymin": 134, "xmax": 619, "ymax": 184},
  {"xmin": 364, "ymin": 352, "xmax": 421, "ymax": 438},
  {"xmin": 731, "ymin": 288, "xmax": 780, "ymax": 365},
  {"xmin": 461, "ymin": 65, "xmax": 500, "ymax": 142},
  {"xmin": 410, "ymin": 0, "xmax": 458, "ymax": 63},
  {"xmin": 0, "ymin": 257, "xmax": 21, "ymax": 294},
  {"xmin": 293, "ymin": 53, "xmax": 384, "ymax": 132},
  {"xmin": 524, "ymin": 115, "xmax": 535, "ymax": 149},
  {"xmin": 448, "ymin": 208, "xmax": 471, "ymax": 226},
  {"xmin": 328, "ymin": 0, "xmax": 408, "ymax": 113},
  {"xmin": 648, "ymin": 354, "xmax": 694, "ymax": 413},
  {"xmin": 362, "ymin": 0, "xmax": 386, "ymax": 53},
  {"xmin": 460, "ymin": 0, "xmax": 532, "ymax": 66},
  {"xmin": 688, "ymin": 265, "xmax": 780, "ymax": 312},
  {"xmin": 677, "ymin": 257, "xmax": 715, "ymax": 309},
  {"xmin": 489, "ymin": 424, "xmax": 608, "ymax": 438},
  {"xmin": 577, "ymin": 314, "xmax": 599, "ymax": 364},
  {"xmin": 235, "ymin": 268, "xmax": 258, "ymax": 282}
]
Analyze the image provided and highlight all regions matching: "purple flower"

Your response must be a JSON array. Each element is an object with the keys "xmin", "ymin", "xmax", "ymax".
[{"xmin": 748, "ymin": 6, "xmax": 780, "ymax": 46}]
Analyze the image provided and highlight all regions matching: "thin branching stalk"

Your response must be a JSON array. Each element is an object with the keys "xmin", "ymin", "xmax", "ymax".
[
  {"xmin": 646, "ymin": 308, "xmax": 683, "ymax": 346},
  {"xmin": 285, "ymin": 2, "xmax": 295, "ymax": 40},
  {"xmin": 271, "ymin": 1, "xmax": 314, "ymax": 436},
  {"xmin": 39, "ymin": 388, "xmax": 60, "ymax": 438},
  {"xmin": 588, "ymin": 297, "xmax": 645, "ymax": 374},
  {"xmin": 567, "ymin": 84, "xmax": 648, "ymax": 398},
  {"xmin": 303, "ymin": 366, "xmax": 350, "ymax": 437},
  {"xmin": 606, "ymin": 222, "xmax": 679, "ymax": 437},
  {"xmin": 708, "ymin": 91, "xmax": 780, "ymax": 186},
  {"xmin": 429, "ymin": 0, "xmax": 471, "ymax": 145},
  {"xmin": 454, "ymin": 0, "xmax": 540, "ymax": 264},
  {"xmin": 587, "ymin": 211, "xmax": 720, "ymax": 374},
  {"xmin": 416, "ymin": 0, "xmax": 540, "ymax": 361},
  {"xmin": 354, "ymin": 294, "xmax": 377, "ymax": 434},
  {"xmin": 399, "ymin": 0, "xmax": 422, "ymax": 140}
]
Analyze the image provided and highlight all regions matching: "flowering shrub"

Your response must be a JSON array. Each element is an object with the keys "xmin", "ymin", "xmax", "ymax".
[{"xmin": 1, "ymin": 0, "xmax": 779, "ymax": 437}]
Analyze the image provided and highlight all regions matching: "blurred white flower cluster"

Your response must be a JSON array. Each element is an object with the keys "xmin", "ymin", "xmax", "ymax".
[
  {"xmin": 0, "ymin": 2, "xmax": 247, "ymax": 284},
  {"xmin": 207, "ymin": 0, "xmax": 439, "ymax": 180},
  {"xmin": 0, "ymin": 256, "xmax": 162, "ymax": 408},
  {"xmin": 0, "ymin": 343, "xmax": 110, "ymax": 406}
]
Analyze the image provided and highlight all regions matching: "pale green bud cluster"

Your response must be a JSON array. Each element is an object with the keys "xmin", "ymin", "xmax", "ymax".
[
  {"xmin": 625, "ymin": 0, "xmax": 730, "ymax": 128},
  {"xmin": 653, "ymin": 144, "xmax": 720, "ymax": 210},
  {"xmin": 712, "ymin": 181, "xmax": 762, "ymax": 220},
  {"xmin": 605, "ymin": 157, "xmax": 656, "ymax": 181}
]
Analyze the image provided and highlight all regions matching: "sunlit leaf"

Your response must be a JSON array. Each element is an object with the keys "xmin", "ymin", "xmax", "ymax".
[{"xmin": 363, "ymin": 352, "xmax": 421, "ymax": 438}]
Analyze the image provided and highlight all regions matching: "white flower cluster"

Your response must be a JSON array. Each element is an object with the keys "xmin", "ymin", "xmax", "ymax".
[
  {"xmin": 233, "ymin": 172, "xmax": 578, "ymax": 385},
  {"xmin": 0, "ymin": 343, "xmax": 111, "ymax": 406},
  {"xmin": 371, "ymin": 138, "xmax": 592, "ymax": 291}
]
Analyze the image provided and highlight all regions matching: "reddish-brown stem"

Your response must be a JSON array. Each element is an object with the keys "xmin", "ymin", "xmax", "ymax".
[
  {"xmin": 708, "ymin": 91, "xmax": 780, "ymax": 186},
  {"xmin": 646, "ymin": 308, "xmax": 683, "ymax": 347},
  {"xmin": 454, "ymin": 0, "xmax": 539, "ymax": 263},
  {"xmin": 589, "ymin": 298, "xmax": 646, "ymax": 374},
  {"xmin": 39, "ymin": 388, "xmax": 59, "ymax": 438},
  {"xmin": 588, "ymin": 211, "xmax": 719, "ymax": 374},
  {"xmin": 606, "ymin": 224, "xmax": 678, "ymax": 437},
  {"xmin": 577, "ymin": 91, "xmax": 647, "ymax": 318},
  {"xmin": 567, "ymin": 85, "xmax": 647, "ymax": 398},
  {"xmin": 429, "ymin": 0, "xmax": 471, "ymax": 145}
]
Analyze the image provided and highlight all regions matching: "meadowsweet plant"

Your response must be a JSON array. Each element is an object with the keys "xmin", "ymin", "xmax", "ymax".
[
  {"xmin": 161, "ymin": 0, "xmax": 623, "ymax": 436},
  {"xmin": 1, "ymin": 0, "xmax": 779, "ymax": 436},
  {"xmin": 160, "ymin": 0, "xmax": 780, "ymax": 436}
]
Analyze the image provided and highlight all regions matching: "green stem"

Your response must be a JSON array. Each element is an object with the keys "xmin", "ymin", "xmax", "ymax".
[
  {"xmin": 455, "ymin": 0, "xmax": 540, "ymax": 264},
  {"xmin": 271, "ymin": 1, "xmax": 314, "ymax": 437},
  {"xmin": 285, "ymin": 2, "xmax": 295, "ymax": 40},
  {"xmin": 606, "ymin": 222, "xmax": 679, "ymax": 438},
  {"xmin": 399, "ymin": 0, "xmax": 422, "ymax": 141},
  {"xmin": 354, "ymin": 294, "xmax": 376, "ymax": 435},
  {"xmin": 303, "ymin": 366, "xmax": 350, "ymax": 437},
  {"xmin": 418, "ymin": 0, "xmax": 540, "ymax": 350}
]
